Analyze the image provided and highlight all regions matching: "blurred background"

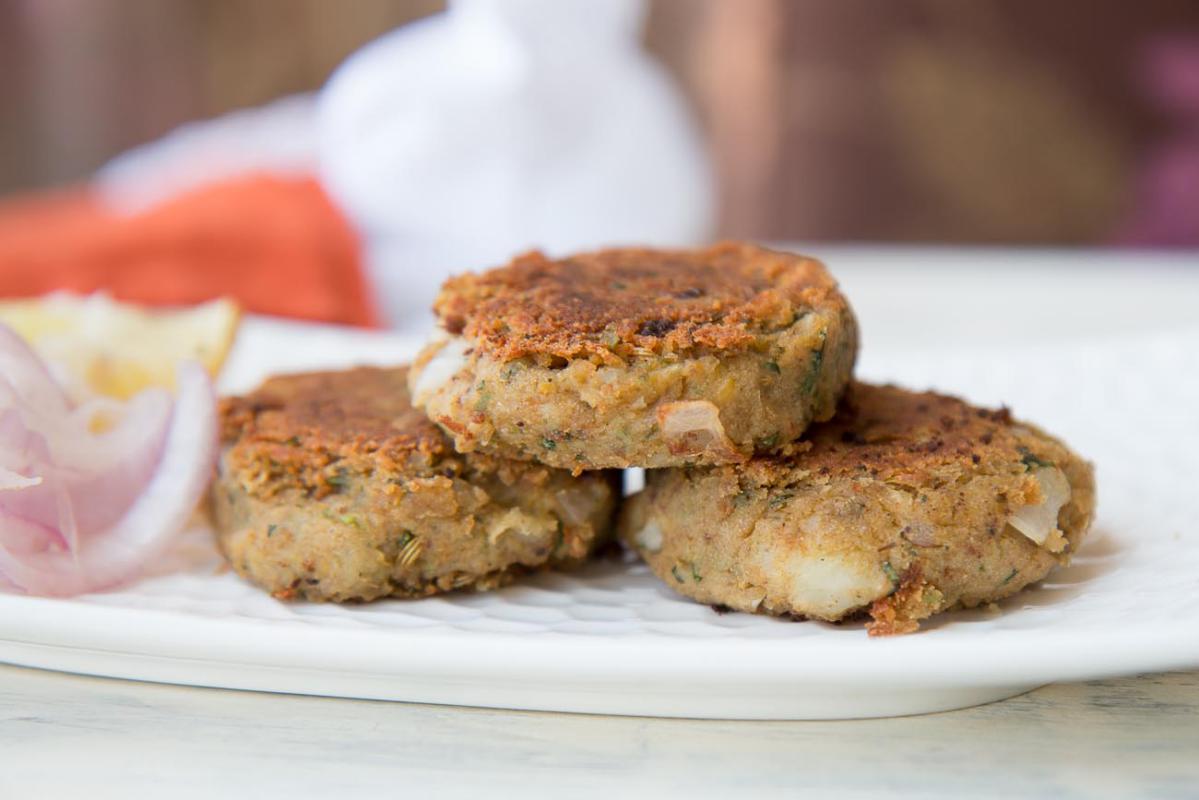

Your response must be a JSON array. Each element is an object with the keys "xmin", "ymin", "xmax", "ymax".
[{"xmin": 1, "ymin": 0, "xmax": 1197, "ymax": 328}]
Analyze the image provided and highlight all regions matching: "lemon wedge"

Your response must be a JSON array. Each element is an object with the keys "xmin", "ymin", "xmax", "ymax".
[{"xmin": 0, "ymin": 293, "xmax": 241, "ymax": 400}]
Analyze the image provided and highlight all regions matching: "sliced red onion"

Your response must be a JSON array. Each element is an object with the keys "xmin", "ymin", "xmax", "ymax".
[
  {"xmin": 0, "ymin": 390, "xmax": 173, "ymax": 537},
  {"xmin": 0, "ymin": 514, "xmax": 61, "ymax": 556},
  {"xmin": 0, "ymin": 467, "xmax": 41, "ymax": 491},
  {"xmin": 0, "ymin": 325, "xmax": 69, "ymax": 417},
  {"xmin": 0, "ymin": 350, "xmax": 217, "ymax": 596}
]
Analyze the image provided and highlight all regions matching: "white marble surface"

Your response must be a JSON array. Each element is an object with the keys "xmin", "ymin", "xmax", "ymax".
[
  {"xmin": 1, "ymin": 663, "xmax": 1195, "ymax": 799},
  {"xmin": 2, "ymin": 246, "xmax": 1198, "ymax": 796}
]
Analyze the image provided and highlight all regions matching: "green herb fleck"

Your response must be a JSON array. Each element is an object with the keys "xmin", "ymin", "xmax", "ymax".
[
  {"xmin": 396, "ymin": 530, "xmax": 414, "ymax": 549},
  {"xmin": 801, "ymin": 336, "xmax": 827, "ymax": 395},
  {"xmin": 474, "ymin": 381, "xmax": 490, "ymax": 411},
  {"xmin": 732, "ymin": 489, "xmax": 755, "ymax": 507},
  {"xmin": 690, "ymin": 562, "xmax": 703, "ymax": 583},
  {"xmin": 284, "ymin": 436, "xmax": 301, "ymax": 446},
  {"xmin": 340, "ymin": 514, "xmax": 360, "ymax": 528},
  {"xmin": 541, "ymin": 438, "xmax": 557, "ymax": 451},
  {"xmin": 1001, "ymin": 568, "xmax": 1019, "ymax": 586},
  {"xmin": 326, "ymin": 469, "xmax": 350, "ymax": 489},
  {"xmin": 671, "ymin": 564, "xmax": 685, "ymax": 583},
  {"xmin": 502, "ymin": 363, "xmax": 523, "ymax": 382},
  {"xmin": 1018, "ymin": 447, "xmax": 1054, "ymax": 470},
  {"xmin": 267, "ymin": 524, "xmax": 277, "ymax": 537},
  {"xmin": 767, "ymin": 491, "xmax": 794, "ymax": 510},
  {"xmin": 763, "ymin": 360, "xmax": 781, "ymax": 374},
  {"xmin": 881, "ymin": 560, "xmax": 901, "ymax": 588},
  {"xmin": 756, "ymin": 433, "xmax": 780, "ymax": 449}
]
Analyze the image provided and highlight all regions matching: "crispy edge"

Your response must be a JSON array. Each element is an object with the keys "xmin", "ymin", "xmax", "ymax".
[{"xmin": 434, "ymin": 241, "xmax": 851, "ymax": 363}]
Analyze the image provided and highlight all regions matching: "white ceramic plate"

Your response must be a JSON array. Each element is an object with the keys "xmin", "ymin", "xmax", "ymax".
[{"xmin": 1, "ymin": 315, "xmax": 1197, "ymax": 720}]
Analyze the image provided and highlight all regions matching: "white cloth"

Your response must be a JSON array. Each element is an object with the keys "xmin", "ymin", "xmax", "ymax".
[
  {"xmin": 317, "ymin": 0, "xmax": 715, "ymax": 326},
  {"xmin": 94, "ymin": 0, "xmax": 715, "ymax": 329},
  {"xmin": 95, "ymin": 95, "xmax": 318, "ymax": 214}
]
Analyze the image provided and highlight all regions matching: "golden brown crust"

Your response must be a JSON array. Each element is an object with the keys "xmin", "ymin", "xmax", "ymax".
[
  {"xmin": 731, "ymin": 382, "xmax": 1052, "ymax": 487},
  {"xmin": 213, "ymin": 366, "xmax": 622, "ymax": 603},
  {"xmin": 221, "ymin": 366, "xmax": 445, "ymax": 457},
  {"xmin": 221, "ymin": 367, "xmax": 502, "ymax": 499},
  {"xmin": 620, "ymin": 382, "xmax": 1096, "ymax": 634},
  {"xmin": 433, "ymin": 242, "xmax": 848, "ymax": 362},
  {"xmin": 865, "ymin": 565, "xmax": 945, "ymax": 636}
]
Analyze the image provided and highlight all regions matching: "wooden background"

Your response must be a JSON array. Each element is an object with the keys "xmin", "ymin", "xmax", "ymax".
[{"xmin": 2, "ymin": 0, "xmax": 1196, "ymax": 244}]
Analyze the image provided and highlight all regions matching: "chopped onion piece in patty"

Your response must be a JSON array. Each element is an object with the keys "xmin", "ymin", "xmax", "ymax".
[
  {"xmin": 1007, "ymin": 467, "xmax": 1071, "ymax": 548},
  {"xmin": 657, "ymin": 400, "xmax": 743, "ymax": 462}
]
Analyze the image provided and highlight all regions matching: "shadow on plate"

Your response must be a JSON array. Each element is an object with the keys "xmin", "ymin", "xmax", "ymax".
[{"xmin": 917, "ymin": 527, "xmax": 1124, "ymax": 632}]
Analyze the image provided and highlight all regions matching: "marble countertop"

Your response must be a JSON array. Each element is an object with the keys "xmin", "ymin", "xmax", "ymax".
[{"xmin": 2, "ymin": 663, "xmax": 1196, "ymax": 798}]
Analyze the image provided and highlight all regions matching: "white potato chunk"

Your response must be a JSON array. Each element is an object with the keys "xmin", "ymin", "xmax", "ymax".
[
  {"xmin": 774, "ymin": 550, "xmax": 892, "ymax": 619},
  {"xmin": 634, "ymin": 518, "xmax": 664, "ymax": 553}
]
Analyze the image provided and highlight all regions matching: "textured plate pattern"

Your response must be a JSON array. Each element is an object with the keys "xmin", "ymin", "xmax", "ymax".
[{"xmin": 1, "ymin": 318, "xmax": 1198, "ymax": 719}]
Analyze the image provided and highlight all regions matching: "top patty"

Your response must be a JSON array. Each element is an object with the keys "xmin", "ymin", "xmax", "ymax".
[{"xmin": 434, "ymin": 241, "xmax": 850, "ymax": 364}]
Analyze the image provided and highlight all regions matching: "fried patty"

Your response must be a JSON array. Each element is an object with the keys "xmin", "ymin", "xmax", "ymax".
[
  {"xmin": 210, "ymin": 367, "xmax": 620, "ymax": 602},
  {"xmin": 619, "ymin": 383, "xmax": 1097, "ymax": 635},
  {"xmin": 409, "ymin": 242, "xmax": 858, "ymax": 470}
]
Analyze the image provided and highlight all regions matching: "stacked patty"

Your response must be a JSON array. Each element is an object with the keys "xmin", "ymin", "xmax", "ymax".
[
  {"xmin": 213, "ymin": 241, "xmax": 1095, "ymax": 633},
  {"xmin": 212, "ymin": 367, "xmax": 619, "ymax": 601},
  {"xmin": 619, "ymin": 383, "xmax": 1095, "ymax": 635},
  {"xmin": 408, "ymin": 242, "xmax": 857, "ymax": 469}
]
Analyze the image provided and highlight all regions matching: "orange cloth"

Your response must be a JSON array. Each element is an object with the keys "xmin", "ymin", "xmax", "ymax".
[{"xmin": 0, "ymin": 175, "xmax": 380, "ymax": 327}]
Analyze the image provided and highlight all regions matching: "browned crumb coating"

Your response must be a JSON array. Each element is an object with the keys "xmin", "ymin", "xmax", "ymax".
[
  {"xmin": 213, "ymin": 367, "xmax": 620, "ymax": 602},
  {"xmin": 620, "ymin": 383, "xmax": 1097, "ymax": 635},
  {"xmin": 412, "ymin": 242, "xmax": 858, "ymax": 469},
  {"xmin": 434, "ymin": 241, "xmax": 848, "ymax": 364}
]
